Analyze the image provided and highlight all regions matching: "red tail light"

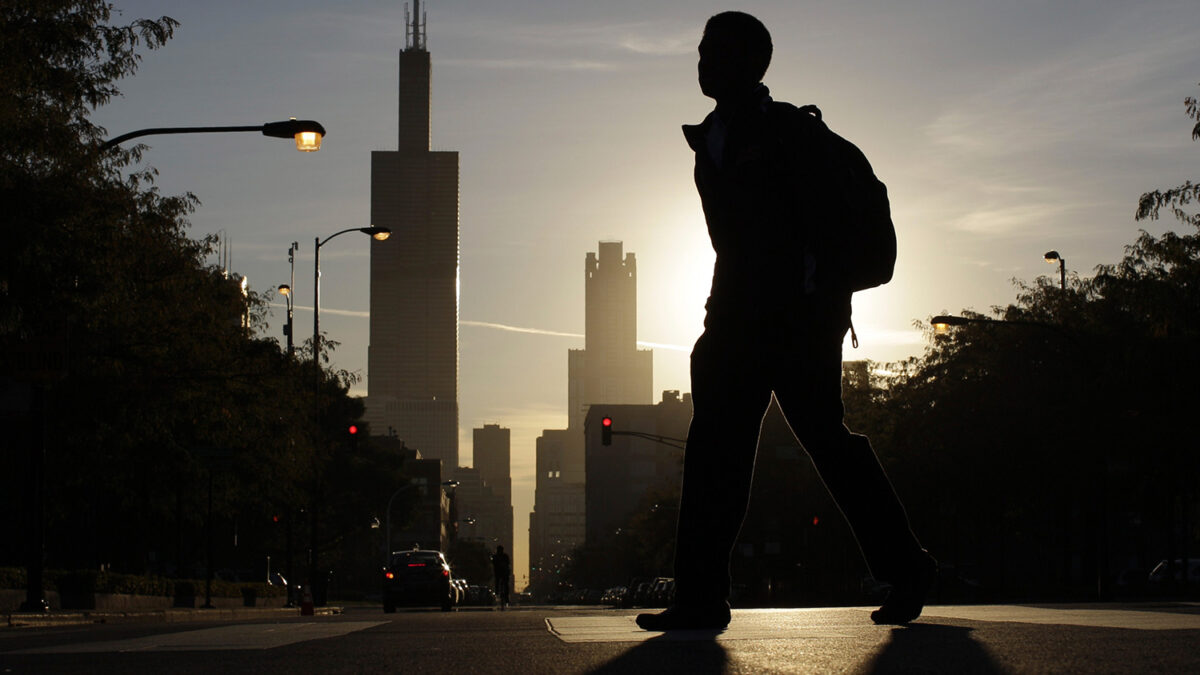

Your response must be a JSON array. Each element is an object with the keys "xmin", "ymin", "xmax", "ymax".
[
  {"xmin": 442, "ymin": 569, "xmax": 449, "ymax": 578},
  {"xmin": 408, "ymin": 563, "xmax": 426, "ymax": 567},
  {"xmin": 385, "ymin": 571, "xmax": 394, "ymax": 579}
]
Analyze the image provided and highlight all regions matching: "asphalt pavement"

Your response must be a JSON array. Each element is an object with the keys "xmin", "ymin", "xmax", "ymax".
[{"xmin": 1, "ymin": 603, "xmax": 1198, "ymax": 673}]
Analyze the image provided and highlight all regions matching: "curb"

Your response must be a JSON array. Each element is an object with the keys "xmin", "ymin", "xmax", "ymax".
[{"xmin": 4, "ymin": 606, "xmax": 343, "ymax": 629}]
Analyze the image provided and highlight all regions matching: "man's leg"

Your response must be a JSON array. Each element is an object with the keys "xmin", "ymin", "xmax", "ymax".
[
  {"xmin": 638, "ymin": 328, "xmax": 771, "ymax": 630},
  {"xmin": 775, "ymin": 318, "xmax": 933, "ymax": 624}
]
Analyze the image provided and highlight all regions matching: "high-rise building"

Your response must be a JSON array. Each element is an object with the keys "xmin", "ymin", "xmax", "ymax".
[
  {"xmin": 455, "ymin": 424, "xmax": 513, "ymax": 560},
  {"xmin": 568, "ymin": 241, "xmax": 653, "ymax": 429},
  {"xmin": 366, "ymin": 1, "xmax": 460, "ymax": 468},
  {"xmin": 473, "ymin": 424, "xmax": 511, "ymax": 501},
  {"xmin": 528, "ymin": 429, "xmax": 586, "ymax": 592},
  {"xmin": 528, "ymin": 241, "xmax": 653, "ymax": 595}
]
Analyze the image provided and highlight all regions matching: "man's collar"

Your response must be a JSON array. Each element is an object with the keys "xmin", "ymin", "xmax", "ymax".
[
  {"xmin": 714, "ymin": 83, "xmax": 771, "ymax": 122},
  {"xmin": 683, "ymin": 83, "xmax": 772, "ymax": 153}
]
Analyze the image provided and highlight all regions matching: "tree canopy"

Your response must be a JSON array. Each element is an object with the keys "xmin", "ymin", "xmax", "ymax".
[{"xmin": 1, "ymin": 2, "xmax": 408, "ymax": 594}]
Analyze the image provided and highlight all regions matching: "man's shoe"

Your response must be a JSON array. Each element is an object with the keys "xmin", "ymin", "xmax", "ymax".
[
  {"xmin": 636, "ymin": 603, "xmax": 731, "ymax": 631},
  {"xmin": 871, "ymin": 551, "xmax": 937, "ymax": 625}
]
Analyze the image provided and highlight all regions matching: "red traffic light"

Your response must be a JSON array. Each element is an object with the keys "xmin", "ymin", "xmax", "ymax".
[
  {"xmin": 602, "ymin": 417, "xmax": 612, "ymax": 427},
  {"xmin": 348, "ymin": 424, "xmax": 359, "ymax": 435},
  {"xmin": 601, "ymin": 416, "xmax": 613, "ymax": 446}
]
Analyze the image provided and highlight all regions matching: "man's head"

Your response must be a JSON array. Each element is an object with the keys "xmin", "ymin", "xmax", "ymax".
[{"xmin": 698, "ymin": 11, "xmax": 772, "ymax": 101}]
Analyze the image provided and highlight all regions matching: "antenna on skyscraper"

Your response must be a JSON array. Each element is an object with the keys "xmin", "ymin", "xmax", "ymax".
[{"xmin": 404, "ymin": 1, "xmax": 427, "ymax": 52}]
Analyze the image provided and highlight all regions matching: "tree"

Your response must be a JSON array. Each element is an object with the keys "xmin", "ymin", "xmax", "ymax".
[
  {"xmin": 1135, "ymin": 86, "xmax": 1200, "ymax": 228},
  {"xmin": 0, "ymin": 4, "xmax": 400, "ymax": 599}
]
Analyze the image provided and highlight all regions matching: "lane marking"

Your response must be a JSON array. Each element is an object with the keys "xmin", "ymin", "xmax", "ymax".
[
  {"xmin": 547, "ymin": 612, "xmax": 858, "ymax": 643},
  {"xmin": 13, "ymin": 621, "xmax": 387, "ymax": 654},
  {"xmin": 547, "ymin": 606, "xmax": 1200, "ymax": 643},
  {"xmin": 920, "ymin": 605, "xmax": 1200, "ymax": 631}
]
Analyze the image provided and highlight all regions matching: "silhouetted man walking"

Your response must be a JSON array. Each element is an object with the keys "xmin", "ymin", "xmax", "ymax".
[{"xmin": 637, "ymin": 11, "xmax": 934, "ymax": 632}]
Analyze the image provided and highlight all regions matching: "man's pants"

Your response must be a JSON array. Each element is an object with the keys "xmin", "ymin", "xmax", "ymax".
[{"xmin": 672, "ymin": 301, "xmax": 923, "ymax": 606}]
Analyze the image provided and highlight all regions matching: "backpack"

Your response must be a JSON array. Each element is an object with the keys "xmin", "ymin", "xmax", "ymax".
[{"xmin": 781, "ymin": 103, "xmax": 897, "ymax": 293}]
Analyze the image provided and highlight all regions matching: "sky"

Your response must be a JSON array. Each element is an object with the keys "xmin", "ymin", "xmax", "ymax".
[{"xmin": 92, "ymin": 0, "xmax": 1199, "ymax": 588}]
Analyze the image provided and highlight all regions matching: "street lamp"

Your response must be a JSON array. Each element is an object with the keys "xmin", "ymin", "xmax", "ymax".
[
  {"xmin": 1044, "ymin": 250, "xmax": 1066, "ymax": 290},
  {"xmin": 278, "ymin": 241, "xmax": 299, "ymax": 358},
  {"xmin": 312, "ymin": 226, "xmax": 391, "ymax": 369},
  {"xmin": 931, "ymin": 315, "xmax": 970, "ymax": 335},
  {"xmin": 278, "ymin": 284, "xmax": 294, "ymax": 357},
  {"xmin": 100, "ymin": 118, "xmax": 327, "ymax": 151},
  {"xmin": 306, "ymin": 226, "xmax": 388, "ymax": 599}
]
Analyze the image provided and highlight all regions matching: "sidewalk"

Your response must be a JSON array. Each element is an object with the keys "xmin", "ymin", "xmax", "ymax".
[{"xmin": 3, "ymin": 605, "xmax": 343, "ymax": 629}]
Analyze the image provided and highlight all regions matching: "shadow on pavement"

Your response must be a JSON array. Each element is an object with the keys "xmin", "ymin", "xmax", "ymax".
[
  {"xmin": 588, "ymin": 631, "xmax": 728, "ymax": 674},
  {"xmin": 861, "ymin": 623, "xmax": 1005, "ymax": 674}
]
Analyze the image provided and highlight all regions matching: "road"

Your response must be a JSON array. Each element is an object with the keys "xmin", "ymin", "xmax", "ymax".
[{"xmin": 2, "ymin": 603, "xmax": 1199, "ymax": 673}]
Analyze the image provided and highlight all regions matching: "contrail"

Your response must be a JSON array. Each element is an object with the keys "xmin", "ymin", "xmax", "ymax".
[
  {"xmin": 462, "ymin": 320, "xmax": 690, "ymax": 351},
  {"xmin": 273, "ymin": 303, "xmax": 369, "ymax": 318},
  {"xmin": 270, "ymin": 305, "xmax": 691, "ymax": 351},
  {"xmin": 461, "ymin": 320, "xmax": 582, "ymax": 339}
]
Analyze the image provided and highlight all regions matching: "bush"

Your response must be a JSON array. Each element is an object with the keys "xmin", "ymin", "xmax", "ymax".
[
  {"xmin": 0, "ymin": 567, "xmax": 26, "ymax": 590},
  {"xmin": 0, "ymin": 567, "xmax": 283, "ymax": 599}
]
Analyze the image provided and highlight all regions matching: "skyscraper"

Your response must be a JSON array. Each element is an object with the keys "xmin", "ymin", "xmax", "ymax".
[
  {"xmin": 529, "ymin": 241, "xmax": 653, "ymax": 594},
  {"xmin": 367, "ymin": 1, "xmax": 460, "ymax": 468},
  {"xmin": 567, "ymin": 241, "xmax": 653, "ymax": 428},
  {"xmin": 473, "ymin": 424, "xmax": 511, "ymax": 502}
]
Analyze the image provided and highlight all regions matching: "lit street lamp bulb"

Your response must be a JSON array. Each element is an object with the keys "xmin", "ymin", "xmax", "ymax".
[
  {"xmin": 295, "ymin": 131, "xmax": 322, "ymax": 152},
  {"xmin": 372, "ymin": 231, "xmax": 391, "ymax": 241},
  {"xmin": 933, "ymin": 322, "xmax": 951, "ymax": 335},
  {"xmin": 278, "ymin": 284, "xmax": 291, "ymax": 296}
]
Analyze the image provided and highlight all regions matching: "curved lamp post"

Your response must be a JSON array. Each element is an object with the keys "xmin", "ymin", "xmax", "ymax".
[
  {"xmin": 278, "ymin": 284, "xmax": 294, "ymax": 356},
  {"xmin": 100, "ymin": 118, "xmax": 326, "ymax": 151},
  {"xmin": 312, "ymin": 227, "xmax": 391, "ymax": 369},
  {"xmin": 1044, "ymin": 251, "xmax": 1067, "ymax": 290},
  {"xmin": 306, "ymin": 226, "xmax": 388, "ymax": 599}
]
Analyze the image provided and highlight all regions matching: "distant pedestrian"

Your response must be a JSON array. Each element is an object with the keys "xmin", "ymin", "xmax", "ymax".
[
  {"xmin": 491, "ymin": 545, "xmax": 511, "ymax": 609},
  {"xmin": 636, "ymin": 11, "xmax": 934, "ymax": 632}
]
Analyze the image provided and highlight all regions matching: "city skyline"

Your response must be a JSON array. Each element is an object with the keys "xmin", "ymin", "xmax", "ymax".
[{"xmin": 89, "ymin": 0, "xmax": 1200, "ymax": 587}]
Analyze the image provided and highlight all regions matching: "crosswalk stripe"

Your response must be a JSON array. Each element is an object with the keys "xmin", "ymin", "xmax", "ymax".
[{"xmin": 13, "ymin": 621, "xmax": 387, "ymax": 654}]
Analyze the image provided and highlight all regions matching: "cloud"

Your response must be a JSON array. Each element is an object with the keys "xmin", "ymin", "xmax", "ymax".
[
  {"xmin": 440, "ymin": 58, "xmax": 617, "ymax": 72},
  {"xmin": 915, "ymin": 25, "xmax": 1198, "ymax": 239},
  {"xmin": 617, "ymin": 30, "xmax": 694, "ymax": 57}
]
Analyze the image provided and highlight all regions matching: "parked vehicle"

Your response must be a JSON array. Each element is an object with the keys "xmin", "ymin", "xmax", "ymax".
[
  {"xmin": 1149, "ymin": 558, "xmax": 1200, "ymax": 588},
  {"xmin": 601, "ymin": 586, "xmax": 627, "ymax": 607},
  {"xmin": 383, "ymin": 550, "xmax": 455, "ymax": 612},
  {"xmin": 465, "ymin": 584, "xmax": 497, "ymax": 606}
]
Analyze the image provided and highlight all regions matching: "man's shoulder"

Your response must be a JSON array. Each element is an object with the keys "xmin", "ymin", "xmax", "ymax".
[{"xmin": 765, "ymin": 100, "xmax": 827, "ymax": 136}]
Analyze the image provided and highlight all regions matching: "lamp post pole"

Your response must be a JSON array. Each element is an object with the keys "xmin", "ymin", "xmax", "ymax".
[
  {"xmin": 308, "ymin": 226, "xmax": 390, "ymax": 595},
  {"xmin": 1044, "ymin": 251, "xmax": 1067, "ymax": 290},
  {"xmin": 284, "ymin": 241, "xmax": 298, "ymax": 357}
]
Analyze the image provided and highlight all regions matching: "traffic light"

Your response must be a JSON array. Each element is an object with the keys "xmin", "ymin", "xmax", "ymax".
[
  {"xmin": 348, "ymin": 423, "xmax": 359, "ymax": 450},
  {"xmin": 601, "ymin": 416, "xmax": 613, "ymax": 445}
]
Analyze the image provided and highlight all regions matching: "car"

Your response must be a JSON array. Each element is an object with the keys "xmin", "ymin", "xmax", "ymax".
[
  {"xmin": 1148, "ymin": 558, "xmax": 1200, "ymax": 588},
  {"xmin": 383, "ymin": 549, "xmax": 456, "ymax": 612}
]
